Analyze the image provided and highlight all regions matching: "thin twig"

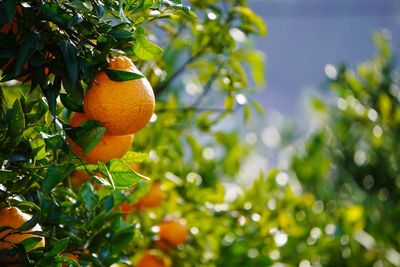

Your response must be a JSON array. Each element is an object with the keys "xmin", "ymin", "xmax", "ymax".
[
  {"xmin": 154, "ymin": 52, "xmax": 202, "ymax": 97},
  {"xmin": 191, "ymin": 67, "xmax": 221, "ymax": 107}
]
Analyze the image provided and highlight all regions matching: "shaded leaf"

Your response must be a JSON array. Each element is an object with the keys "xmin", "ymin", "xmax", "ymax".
[
  {"xmin": 18, "ymin": 213, "xmax": 40, "ymax": 231},
  {"xmin": 80, "ymin": 182, "xmax": 98, "ymax": 210},
  {"xmin": 111, "ymin": 225, "xmax": 135, "ymax": 254},
  {"xmin": 40, "ymin": 133, "xmax": 64, "ymax": 150},
  {"xmin": 103, "ymin": 194, "xmax": 114, "ymax": 212},
  {"xmin": 15, "ymin": 32, "xmax": 43, "ymax": 77},
  {"xmin": 44, "ymin": 238, "xmax": 69, "ymax": 257},
  {"xmin": 43, "ymin": 164, "xmax": 75, "ymax": 193},
  {"xmin": 60, "ymin": 93, "xmax": 83, "ymax": 113},
  {"xmin": 65, "ymin": 120, "xmax": 106, "ymax": 157},
  {"xmin": 59, "ymin": 40, "xmax": 78, "ymax": 88}
]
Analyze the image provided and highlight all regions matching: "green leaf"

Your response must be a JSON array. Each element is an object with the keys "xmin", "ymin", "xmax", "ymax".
[
  {"xmin": 0, "ymin": 0, "xmax": 16, "ymax": 23},
  {"xmin": 0, "ymin": 170, "xmax": 18, "ymax": 183},
  {"xmin": 44, "ymin": 238, "xmax": 69, "ymax": 257},
  {"xmin": 0, "ymin": 99, "xmax": 25, "ymax": 158},
  {"xmin": 68, "ymin": 13, "xmax": 83, "ymax": 28},
  {"xmin": 251, "ymin": 101, "xmax": 264, "ymax": 115},
  {"xmin": 103, "ymin": 194, "xmax": 114, "ymax": 212},
  {"xmin": 15, "ymin": 32, "xmax": 43, "ymax": 77},
  {"xmin": 224, "ymin": 95, "xmax": 235, "ymax": 111},
  {"xmin": 40, "ymin": 3, "xmax": 73, "ymax": 26},
  {"xmin": 235, "ymin": 6, "xmax": 267, "ymax": 36},
  {"xmin": 109, "ymin": 29, "xmax": 133, "ymax": 39},
  {"xmin": 59, "ymin": 40, "xmax": 78, "ymax": 88},
  {"xmin": 40, "ymin": 133, "xmax": 64, "ymax": 150},
  {"xmin": 134, "ymin": 27, "xmax": 163, "ymax": 60},
  {"xmin": 15, "ymin": 201, "xmax": 41, "ymax": 212},
  {"xmin": 122, "ymin": 151, "xmax": 148, "ymax": 163},
  {"xmin": 20, "ymin": 237, "xmax": 43, "ymax": 252},
  {"xmin": 45, "ymin": 82, "xmax": 60, "ymax": 117},
  {"xmin": 18, "ymin": 213, "xmax": 40, "ymax": 231},
  {"xmin": 111, "ymin": 225, "xmax": 136, "ymax": 254},
  {"xmin": 378, "ymin": 93, "xmax": 392, "ymax": 121},
  {"xmin": 105, "ymin": 68, "xmax": 144, "ymax": 81},
  {"xmin": 80, "ymin": 182, "xmax": 98, "ymax": 210},
  {"xmin": 8, "ymin": 99, "xmax": 25, "ymax": 148},
  {"xmin": 108, "ymin": 159, "xmax": 149, "ymax": 189},
  {"xmin": 66, "ymin": 120, "xmax": 106, "ymax": 157},
  {"xmin": 98, "ymin": 161, "xmax": 115, "ymax": 188},
  {"xmin": 43, "ymin": 164, "xmax": 75, "ymax": 193},
  {"xmin": 92, "ymin": 0, "xmax": 105, "ymax": 17},
  {"xmin": 243, "ymin": 104, "xmax": 251, "ymax": 122},
  {"xmin": 60, "ymin": 93, "xmax": 83, "ymax": 113}
]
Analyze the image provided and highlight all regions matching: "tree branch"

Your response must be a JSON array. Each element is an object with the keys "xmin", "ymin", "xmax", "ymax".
[
  {"xmin": 154, "ymin": 52, "xmax": 202, "ymax": 97},
  {"xmin": 191, "ymin": 67, "xmax": 221, "ymax": 107}
]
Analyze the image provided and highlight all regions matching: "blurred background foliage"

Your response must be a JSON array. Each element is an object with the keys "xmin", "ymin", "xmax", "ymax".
[{"xmin": 0, "ymin": 0, "xmax": 399, "ymax": 267}]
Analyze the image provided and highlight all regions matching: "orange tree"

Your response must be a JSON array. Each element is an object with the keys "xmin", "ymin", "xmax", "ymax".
[
  {"xmin": 0, "ymin": 0, "xmax": 267, "ymax": 266},
  {"xmin": 2, "ymin": 1, "xmax": 397, "ymax": 266}
]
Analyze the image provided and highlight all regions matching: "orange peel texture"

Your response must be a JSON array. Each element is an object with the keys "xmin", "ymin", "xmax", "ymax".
[
  {"xmin": 84, "ymin": 56, "xmax": 155, "ymax": 135},
  {"xmin": 67, "ymin": 113, "xmax": 133, "ymax": 164}
]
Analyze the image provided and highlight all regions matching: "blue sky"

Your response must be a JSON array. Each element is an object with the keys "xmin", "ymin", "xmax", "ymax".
[{"xmin": 249, "ymin": 0, "xmax": 400, "ymax": 114}]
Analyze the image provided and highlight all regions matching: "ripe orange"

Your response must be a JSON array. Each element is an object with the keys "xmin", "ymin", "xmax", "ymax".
[
  {"xmin": 0, "ymin": 22, "xmax": 17, "ymax": 33},
  {"xmin": 67, "ymin": 113, "xmax": 134, "ymax": 164},
  {"xmin": 0, "ymin": 207, "xmax": 45, "ymax": 250},
  {"xmin": 119, "ymin": 202, "xmax": 136, "ymax": 219},
  {"xmin": 137, "ymin": 250, "xmax": 166, "ymax": 267},
  {"xmin": 136, "ymin": 181, "xmax": 166, "ymax": 210},
  {"xmin": 156, "ymin": 219, "xmax": 188, "ymax": 249},
  {"xmin": 69, "ymin": 170, "xmax": 104, "ymax": 188},
  {"xmin": 70, "ymin": 170, "xmax": 90, "ymax": 187},
  {"xmin": 84, "ymin": 56, "xmax": 155, "ymax": 135},
  {"xmin": 0, "ymin": 5, "xmax": 22, "ymax": 34}
]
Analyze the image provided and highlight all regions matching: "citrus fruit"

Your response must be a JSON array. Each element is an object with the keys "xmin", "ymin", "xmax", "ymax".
[
  {"xmin": 137, "ymin": 250, "xmax": 166, "ymax": 267},
  {"xmin": 0, "ymin": 5, "xmax": 23, "ymax": 34},
  {"xmin": 0, "ymin": 22, "xmax": 17, "ymax": 33},
  {"xmin": 136, "ymin": 181, "xmax": 166, "ymax": 210},
  {"xmin": 84, "ymin": 56, "xmax": 155, "ymax": 135},
  {"xmin": 156, "ymin": 219, "xmax": 188, "ymax": 249},
  {"xmin": 119, "ymin": 202, "xmax": 136, "ymax": 219},
  {"xmin": 0, "ymin": 207, "xmax": 45, "ymax": 250},
  {"xmin": 70, "ymin": 170, "xmax": 90, "ymax": 187},
  {"xmin": 67, "ymin": 113, "xmax": 134, "ymax": 164}
]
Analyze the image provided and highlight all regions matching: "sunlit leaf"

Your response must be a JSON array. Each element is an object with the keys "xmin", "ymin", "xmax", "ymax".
[{"xmin": 134, "ymin": 27, "xmax": 163, "ymax": 60}]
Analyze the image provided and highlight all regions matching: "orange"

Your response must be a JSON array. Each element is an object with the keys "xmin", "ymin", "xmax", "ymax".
[
  {"xmin": 70, "ymin": 170, "xmax": 90, "ymax": 187},
  {"xmin": 84, "ymin": 56, "xmax": 155, "ymax": 135},
  {"xmin": 0, "ymin": 207, "xmax": 45, "ymax": 250},
  {"xmin": 62, "ymin": 252, "xmax": 78, "ymax": 267},
  {"xmin": 119, "ymin": 202, "xmax": 136, "ymax": 219},
  {"xmin": 135, "ymin": 181, "xmax": 166, "ymax": 210},
  {"xmin": 67, "ymin": 113, "xmax": 134, "ymax": 164},
  {"xmin": 137, "ymin": 250, "xmax": 166, "ymax": 267},
  {"xmin": 0, "ymin": 22, "xmax": 17, "ymax": 33},
  {"xmin": 69, "ymin": 170, "xmax": 103, "ymax": 188},
  {"xmin": 156, "ymin": 219, "xmax": 188, "ymax": 249},
  {"xmin": 0, "ymin": 5, "xmax": 22, "ymax": 34}
]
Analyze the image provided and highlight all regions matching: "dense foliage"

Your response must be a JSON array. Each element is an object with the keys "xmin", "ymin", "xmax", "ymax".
[{"xmin": 0, "ymin": 0, "xmax": 399, "ymax": 266}]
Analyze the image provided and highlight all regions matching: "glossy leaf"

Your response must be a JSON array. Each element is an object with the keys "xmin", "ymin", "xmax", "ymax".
[
  {"xmin": 43, "ymin": 164, "xmax": 75, "ymax": 193},
  {"xmin": 105, "ymin": 68, "xmax": 144, "ymax": 81},
  {"xmin": 134, "ymin": 27, "xmax": 163, "ymax": 60},
  {"xmin": 44, "ymin": 238, "xmax": 69, "ymax": 257}
]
